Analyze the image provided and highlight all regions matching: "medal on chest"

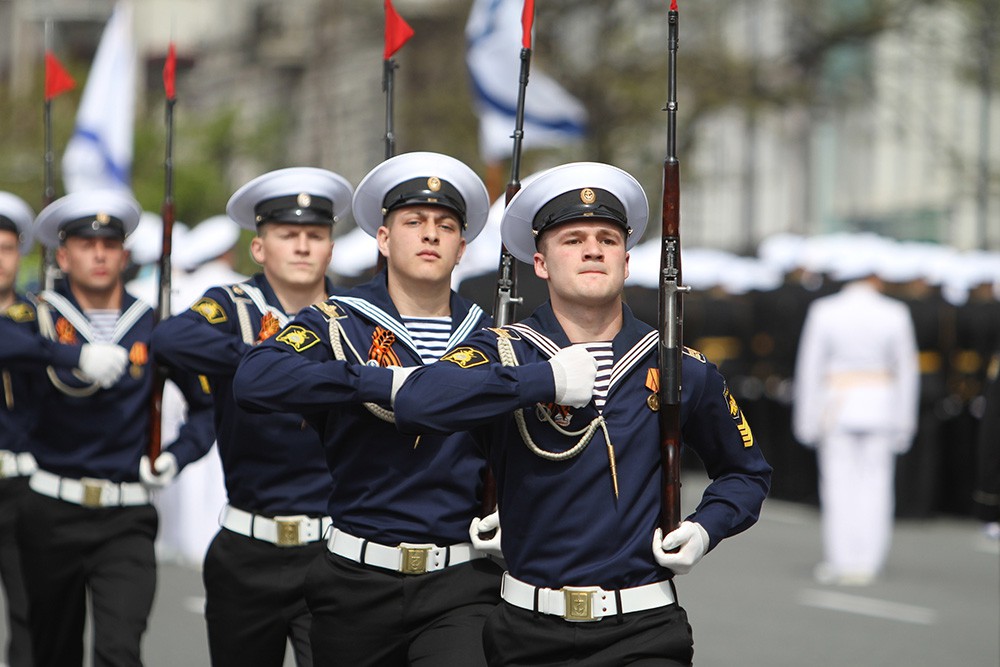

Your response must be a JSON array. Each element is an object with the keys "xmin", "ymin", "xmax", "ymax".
[{"xmin": 368, "ymin": 326, "xmax": 401, "ymax": 367}]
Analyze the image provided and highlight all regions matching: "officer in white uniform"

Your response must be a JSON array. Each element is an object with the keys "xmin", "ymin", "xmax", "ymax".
[{"xmin": 793, "ymin": 253, "xmax": 919, "ymax": 585}]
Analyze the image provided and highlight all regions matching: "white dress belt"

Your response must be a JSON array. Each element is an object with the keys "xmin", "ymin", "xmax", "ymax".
[
  {"xmin": 500, "ymin": 571, "xmax": 676, "ymax": 622},
  {"xmin": 0, "ymin": 451, "xmax": 37, "ymax": 478},
  {"xmin": 29, "ymin": 468, "xmax": 150, "ymax": 508},
  {"xmin": 221, "ymin": 505, "xmax": 332, "ymax": 547},
  {"xmin": 326, "ymin": 526, "xmax": 486, "ymax": 575}
]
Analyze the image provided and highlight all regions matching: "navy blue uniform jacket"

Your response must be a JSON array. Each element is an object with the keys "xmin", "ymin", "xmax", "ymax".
[
  {"xmin": 21, "ymin": 285, "xmax": 213, "ymax": 482},
  {"xmin": 234, "ymin": 270, "xmax": 492, "ymax": 546},
  {"xmin": 393, "ymin": 302, "xmax": 772, "ymax": 590},
  {"xmin": 153, "ymin": 274, "xmax": 335, "ymax": 516}
]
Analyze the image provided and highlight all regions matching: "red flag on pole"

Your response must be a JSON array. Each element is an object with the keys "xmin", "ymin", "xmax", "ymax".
[
  {"xmin": 521, "ymin": 0, "xmax": 535, "ymax": 49},
  {"xmin": 163, "ymin": 42, "xmax": 176, "ymax": 101},
  {"xmin": 44, "ymin": 51, "xmax": 75, "ymax": 100},
  {"xmin": 384, "ymin": 0, "xmax": 414, "ymax": 59}
]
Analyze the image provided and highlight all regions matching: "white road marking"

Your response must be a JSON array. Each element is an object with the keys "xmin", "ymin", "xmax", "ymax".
[{"xmin": 798, "ymin": 589, "xmax": 939, "ymax": 625}]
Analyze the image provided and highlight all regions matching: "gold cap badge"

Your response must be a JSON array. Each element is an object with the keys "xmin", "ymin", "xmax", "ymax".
[
  {"xmin": 297, "ymin": 193, "xmax": 311, "ymax": 208},
  {"xmin": 427, "ymin": 177, "xmax": 441, "ymax": 192},
  {"xmin": 580, "ymin": 188, "xmax": 596, "ymax": 204}
]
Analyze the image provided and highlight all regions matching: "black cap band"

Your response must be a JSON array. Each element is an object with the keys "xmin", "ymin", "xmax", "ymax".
[
  {"xmin": 58, "ymin": 214, "xmax": 126, "ymax": 243},
  {"xmin": 254, "ymin": 194, "xmax": 336, "ymax": 226},
  {"xmin": 382, "ymin": 177, "xmax": 467, "ymax": 228},
  {"xmin": 532, "ymin": 187, "xmax": 630, "ymax": 241},
  {"xmin": 0, "ymin": 215, "xmax": 17, "ymax": 235}
]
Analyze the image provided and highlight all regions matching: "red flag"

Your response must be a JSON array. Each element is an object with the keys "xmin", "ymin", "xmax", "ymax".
[
  {"xmin": 384, "ymin": 0, "xmax": 414, "ymax": 59},
  {"xmin": 521, "ymin": 0, "xmax": 535, "ymax": 49},
  {"xmin": 163, "ymin": 42, "xmax": 176, "ymax": 100},
  {"xmin": 44, "ymin": 51, "xmax": 75, "ymax": 100}
]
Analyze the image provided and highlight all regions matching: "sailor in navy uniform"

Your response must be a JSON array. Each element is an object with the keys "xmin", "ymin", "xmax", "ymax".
[
  {"xmin": 392, "ymin": 163, "xmax": 772, "ymax": 667},
  {"xmin": 0, "ymin": 192, "xmax": 39, "ymax": 667},
  {"xmin": 234, "ymin": 152, "xmax": 503, "ymax": 667},
  {"xmin": 13, "ymin": 190, "xmax": 214, "ymax": 667},
  {"xmin": 152, "ymin": 168, "xmax": 351, "ymax": 667}
]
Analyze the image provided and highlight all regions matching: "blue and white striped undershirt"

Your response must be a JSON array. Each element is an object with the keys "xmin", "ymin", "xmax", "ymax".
[
  {"xmin": 583, "ymin": 342, "xmax": 614, "ymax": 410},
  {"xmin": 85, "ymin": 309, "xmax": 120, "ymax": 342},
  {"xmin": 401, "ymin": 315, "xmax": 453, "ymax": 364}
]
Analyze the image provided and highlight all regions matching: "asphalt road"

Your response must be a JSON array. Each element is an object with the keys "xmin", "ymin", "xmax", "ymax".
[{"xmin": 3, "ymin": 472, "xmax": 998, "ymax": 666}]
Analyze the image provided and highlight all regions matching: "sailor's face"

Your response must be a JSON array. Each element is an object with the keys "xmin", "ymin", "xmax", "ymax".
[
  {"xmin": 534, "ymin": 221, "xmax": 629, "ymax": 308},
  {"xmin": 378, "ymin": 205, "xmax": 466, "ymax": 287},
  {"xmin": 56, "ymin": 236, "xmax": 128, "ymax": 294},
  {"xmin": 0, "ymin": 230, "xmax": 19, "ymax": 297},
  {"xmin": 252, "ymin": 223, "xmax": 333, "ymax": 288}
]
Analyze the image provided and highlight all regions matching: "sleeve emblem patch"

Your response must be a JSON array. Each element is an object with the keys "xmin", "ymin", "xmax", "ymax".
[
  {"xmin": 723, "ymin": 385, "xmax": 755, "ymax": 448},
  {"xmin": 275, "ymin": 325, "xmax": 320, "ymax": 352},
  {"xmin": 3, "ymin": 304, "xmax": 35, "ymax": 323},
  {"xmin": 191, "ymin": 297, "xmax": 227, "ymax": 324},
  {"xmin": 441, "ymin": 347, "xmax": 489, "ymax": 369}
]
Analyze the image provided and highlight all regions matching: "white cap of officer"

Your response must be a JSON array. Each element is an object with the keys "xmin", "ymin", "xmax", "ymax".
[
  {"xmin": 226, "ymin": 167, "xmax": 353, "ymax": 231},
  {"xmin": 0, "ymin": 191, "xmax": 36, "ymax": 255},
  {"xmin": 352, "ymin": 152, "xmax": 490, "ymax": 242},
  {"xmin": 501, "ymin": 162, "xmax": 648, "ymax": 264},
  {"xmin": 33, "ymin": 189, "xmax": 142, "ymax": 250},
  {"xmin": 125, "ymin": 212, "xmax": 191, "ymax": 266},
  {"xmin": 176, "ymin": 215, "xmax": 242, "ymax": 271}
]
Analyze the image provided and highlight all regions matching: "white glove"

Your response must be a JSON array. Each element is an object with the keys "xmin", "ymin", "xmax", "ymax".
[
  {"xmin": 652, "ymin": 521, "xmax": 710, "ymax": 575},
  {"xmin": 388, "ymin": 366, "xmax": 418, "ymax": 408},
  {"xmin": 78, "ymin": 343, "xmax": 129, "ymax": 389},
  {"xmin": 548, "ymin": 345, "xmax": 597, "ymax": 408},
  {"xmin": 469, "ymin": 510, "xmax": 503, "ymax": 558},
  {"xmin": 139, "ymin": 452, "xmax": 178, "ymax": 489}
]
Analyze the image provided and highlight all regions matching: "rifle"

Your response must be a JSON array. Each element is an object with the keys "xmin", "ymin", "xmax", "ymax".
[
  {"xmin": 148, "ymin": 43, "xmax": 177, "ymax": 464},
  {"xmin": 480, "ymin": 0, "xmax": 534, "ymax": 522},
  {"xmin": 657, "ymin": 0, "xmax": 688, "ymax": 534}
]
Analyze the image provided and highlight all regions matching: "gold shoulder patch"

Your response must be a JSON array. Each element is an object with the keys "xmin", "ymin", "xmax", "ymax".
[
  {"xmin": 191, "ymin": 297, "xmax": 227, "ymax": 324},
  {"xmin": 314, "ymin": 301, "xmax": 346, "ymax": 320},
  {"xmin": 682, "ymin": 346, "xmax": 707, "ymax": 363},
  {"xmin": 4, "ymin": 303, "xmax": 35, "ymax": 323},
  {"xmin": 441, "ymin": 347, "xmax": 489, "ymax": 369},
  {"xmin": 275, "ymin": 325, "xmax": 320, "ymax": 353}
]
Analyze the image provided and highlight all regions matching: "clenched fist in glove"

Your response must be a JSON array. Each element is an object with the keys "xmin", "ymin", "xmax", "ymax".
[
  {"xmin": 78, "ymin": 343, "xmax": 129, "ymax": 389},
  {"xmin": 139, "ymin": 452, "xmax": 178, "ymax": 489},
  {"xmin": 548, "ymin": 345, "xmax": 597, "ymax": 408},
  {"xmin": 469, "ymin": 510, "xmax": 503, "ymax": 559},
  {"xmin": 652, "ymin": 521, "xmax": 710, "ymax": 575}
]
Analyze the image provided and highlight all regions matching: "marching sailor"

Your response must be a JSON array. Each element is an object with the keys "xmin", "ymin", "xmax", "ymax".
[
  {"xmin": 392, "ymin": 162, "xmax": 772, "ymax": 666},
  {"xmin": 234, "ymin": 152, "xmax": 502, "ymax": 667}
]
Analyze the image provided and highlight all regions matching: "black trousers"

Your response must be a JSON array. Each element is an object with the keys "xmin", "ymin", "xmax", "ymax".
[
  {"xmin": 305, "ymin": 550, "xmax": 503, "ymax": 667},
  {"xmin": 0, "ymin": 477, "xmax": 32, "ymax": 667},
  {"xmin": 483, "ymin": 601, "xmax": 694, "ymax": 667},
  {"xmin": 203, "ymin": 528, "xmax": 324, "ymax": 667},
  {"xmin": 17, "ymin": 490, "xmax": 157, "ymax": 667}
]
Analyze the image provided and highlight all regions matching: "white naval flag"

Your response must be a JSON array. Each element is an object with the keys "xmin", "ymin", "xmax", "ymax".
[
  {"xmin": 466, "ymin": 0, "xmax": 587, "ymax": 164},
  {"xmin": 62, "ymin": 2, "xmax": 135, "ymax": 194}
]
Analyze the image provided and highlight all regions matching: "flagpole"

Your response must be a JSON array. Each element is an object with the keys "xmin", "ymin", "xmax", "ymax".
[
  {"xmin": 149, "ymin": 42, "xmax": 177, "ymax": 465},
  {"xmin": 41, "ymin": 19, "xmax": 62, "ymax": 290},
  {"xmin": 383, "ymin": 58, "xmax": 397, "ymax": 160}
]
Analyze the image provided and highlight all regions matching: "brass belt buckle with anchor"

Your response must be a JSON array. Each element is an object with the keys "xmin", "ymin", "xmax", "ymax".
[{"xmin": 562, "ymin": 586, "xmax": 602, "ymax": 622}]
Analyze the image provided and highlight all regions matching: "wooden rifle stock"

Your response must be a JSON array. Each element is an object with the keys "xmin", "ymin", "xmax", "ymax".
[{"xmin": 657, "ymin": 5, "xmax": 686, "ymax": 534}]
